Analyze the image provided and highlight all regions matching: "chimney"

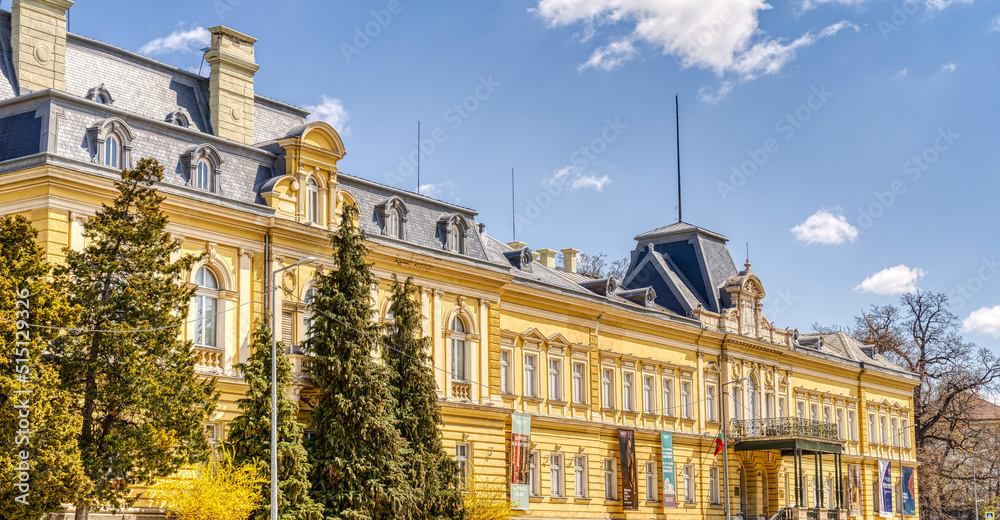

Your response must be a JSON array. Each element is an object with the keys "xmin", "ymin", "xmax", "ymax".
[
  {"xmin": 11, "ymin": 0, "xmax": 73, "ymax": 94},
  {"xmin": 561, "ymin": 248, "xmax": 579, "ymax": 273},
  {"xmin": 205, "ymin": 26, "xmax": 259, "ymax": 145},
  {"xmin": 536, "ymin": 248, "xmax": 557, "ymax": 269},
  {"xmin": 507, "ymin": 241, "xmax": 527, "ymax": 250}
]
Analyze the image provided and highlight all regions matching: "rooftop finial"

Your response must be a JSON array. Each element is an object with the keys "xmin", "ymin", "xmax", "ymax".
[{"xmin": 745, "ymin": 242, "xmax": 751, "ymax": 270}]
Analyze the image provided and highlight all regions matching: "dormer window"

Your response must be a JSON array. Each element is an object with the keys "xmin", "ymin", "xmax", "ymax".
[
  {"xmin": 437, "ymin": 214, "xmax": 469, "ymax": 254},
  {"xmin": 307, "ymin": 178, "xmax": 320, "ymax": 224},
  {"xmin": 104, "ymin": 135, "xmax": 120, "ymax": 169},
  {"xmin": 96, "ymin": 92, "xmax": 110, "ymax": 104},
  {"xmin": 87, "ymin": 84, "xmax": 114, "ymax": 105},
  {"xmin": 196, "ymin": 159, "xmax": 212, "ymax": 191},
  {"xmin": 446, "ymin": 222, "xmax": 462, "ymax": 252},
  {"xmin": 166, "ymin": 108, "xmax": 192, "ymax": 128},
  {"xmin": 375, "ymin": 196, "xmax": 408, "ymax": 240},
  {"xmin": 386, "ymin": 207, "xmax": 401, "ymax": 238}
]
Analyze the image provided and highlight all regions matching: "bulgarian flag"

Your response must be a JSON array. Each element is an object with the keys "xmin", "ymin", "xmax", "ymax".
[{"xmin": 712, "ymin": 431, "xmax": 724, "ymax": 456}]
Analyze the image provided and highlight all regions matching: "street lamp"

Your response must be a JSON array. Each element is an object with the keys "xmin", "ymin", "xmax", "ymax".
[
  {"xmin": 722, "ymin": 376, "xmax": 749, "ymax": 520},
  {"xmin": 271, "ymin": 256, "xmax": 315, "ymax": 520},
  {"xmin": 971, "ymin": 448, "xmax": 989, "ymax": 520},
  {"xmin": 897, "ymin": 423, "xmax": 916, "ymax": 520}
]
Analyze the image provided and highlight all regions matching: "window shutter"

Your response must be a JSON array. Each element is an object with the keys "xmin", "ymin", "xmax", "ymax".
[{"xmin": 282, "ymin": 311, "xmax": 295, "ymax": 350}]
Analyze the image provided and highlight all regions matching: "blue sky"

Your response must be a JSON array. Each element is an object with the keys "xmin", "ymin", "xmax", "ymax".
[{"xmin": 65, "ymin": 0, "xmax": 1000, "ymax": 348}]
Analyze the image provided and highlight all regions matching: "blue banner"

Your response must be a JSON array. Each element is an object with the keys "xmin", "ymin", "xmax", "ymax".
[
  {"xmin": 879, "ymin": 460, "xmax": 893, "ymax": 517},
  {"xmin": 661, "ymin": 432, "xmax": 676, "ymax": 508},
  {"xmin": 902, "ymin": 466, "xmax": 915, "ymax": 516}
]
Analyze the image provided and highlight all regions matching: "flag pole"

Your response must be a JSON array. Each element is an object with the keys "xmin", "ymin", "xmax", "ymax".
[{"xmin": 721, "ymin": 377, "xmax": 747, "ymax": 520}]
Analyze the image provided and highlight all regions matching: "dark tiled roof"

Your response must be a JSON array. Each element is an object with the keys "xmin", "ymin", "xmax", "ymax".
[{"xmin": 0, "ymin": 11, "xmax": 16, "ymax": 100}]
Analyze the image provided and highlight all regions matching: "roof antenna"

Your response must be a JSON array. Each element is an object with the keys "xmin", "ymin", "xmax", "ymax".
[
  {"xmin": 675, "ymin": 94, "xmax": 682, "ymax": 223},
  {"xmin": 745, "ymin": 242, "xmax": 751, "ymax": 270},
  {"xmin": 511, "ymin": 167, "xmax": 516, "ymax": 242},
  {"xmin": 197, "ymin": 47, "xmax": 210, "ymax": 76},
  {"xmin": 416, "ymin": 121, "xmax": 421, "ymax": 194}
]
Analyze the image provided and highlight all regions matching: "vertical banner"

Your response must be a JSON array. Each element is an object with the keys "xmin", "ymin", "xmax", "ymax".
[
  {"xmin": 660, "ymin": 432, "xmax": 677, "ymax": 508},
  {"xmin": 879, "ymin": 460, "xmax": 893, "ymax": 517},
  {"xmin": 510, "ymin": 413, "xmax": 531, "ymax": 510},
  {"xmin": 901, "ymin": 466, "xmax": 915, "ymax": 516},
  {"xmin": 618, "ymin": 429, "xmax": 638, "ymax": 510},
  {"xmin": 848, "ymin": 464, "xmax": 862, "ymax": 517}
]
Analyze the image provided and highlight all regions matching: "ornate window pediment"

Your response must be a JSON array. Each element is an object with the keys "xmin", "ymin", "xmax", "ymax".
[
  {"xmin": 166, "ymin": 107, "xmax": 193, "ymax": 128},
  {"xmin": 86, "ymin": 117, "xmax": 135, "ymax": 170},
  {"xmin": 86, "ymin": 84, "xmax": 114, "ymax": 105},
  {"xmin": 502, "ymin": 246, "xmax": 533, "ymax": 272},
  {"xmin": 437, "ymin": 213, "xmax": 470, "ymax": 254},
  {"xmin": 375, "ymin": 196, "xmax": 408, "ymax": 240},
  {"xmin": 181, "ymin": 144, "xmax": 225, "ymax": 193}
]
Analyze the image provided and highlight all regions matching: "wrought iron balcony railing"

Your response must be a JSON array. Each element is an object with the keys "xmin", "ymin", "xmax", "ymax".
[{"xmin": 731, "ymin": 418, "xmax": 839, "ymax": 441}]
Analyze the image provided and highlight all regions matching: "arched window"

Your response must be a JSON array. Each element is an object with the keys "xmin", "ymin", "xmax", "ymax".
[
  {"xmin": 104, "ymin": 135, "xmax": 120, "ymax": 169},
  {"xmin": 748, "ymin": 375, "xmax": 759, "ymax": 420},
  {"xmin": 194, "ymin": 267, "xmax": 220, "ymax": 348},
  {"xmin": 386, "ymin": 207, "xmax": 401, "ymax": 238},
  {"xmin": 196, "ymin": 159, "xmax": 211, "ymax": 191},
  {"xmin": 447, "ymin": 222, "xmax": 462, "ymax": 252},
  {"xmin": 306, "ymin": 178, "xmax": 320, "ymax": 224},
  {"xmin": 450, "ymin": 316, "xmax": 467, "ymax": 381},
  {"xmin": 95, "ymin": 92, "xmax": 110, "ymax": 104}
]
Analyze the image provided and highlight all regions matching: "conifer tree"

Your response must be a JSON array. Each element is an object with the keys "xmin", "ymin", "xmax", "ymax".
[
  {"xmin": 306, "ymin": 205, "xmax": 417, "ymax": 519},
  {"xmin": 0, "ymin": 215, "xmax": 87, "ymax": 520},
  {"xmin": 382, "ymin": 276, "xmax": 464, "ymax": 520},
  {"xmin": 51, "ymin": 159, "xmax": 219, "ymax": 520},
  {"xmin": 228, "ymin": 320, "xmax": 322, "ymax": 520}
]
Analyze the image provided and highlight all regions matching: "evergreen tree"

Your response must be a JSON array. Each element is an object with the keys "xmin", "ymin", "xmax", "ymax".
[
  {"xmin": 306, "ymin": 205, "xmax": 417, "ymax": 519},
  {"xmin": 382, "ymin": 276, "xmax": 464, "ymax": 520},
  {"xmin": 51, "ymin": 159, "xmax": 219, "ymax": 520},
  {"xmin": 228, "ymin": 320, "xmax": 322, "ymax": 520},
  {"xmin": 0, "ymin": 215, "xmax": 88, "ymax": 520}
]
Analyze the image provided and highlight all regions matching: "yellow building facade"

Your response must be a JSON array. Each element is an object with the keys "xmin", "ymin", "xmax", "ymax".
[{"xmin": 0, "ymin": 3, "xmax": 919, "ymax": 519}]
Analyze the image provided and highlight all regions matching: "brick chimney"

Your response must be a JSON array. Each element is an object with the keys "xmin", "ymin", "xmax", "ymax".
[
  {"xmin": 561, "ymin": 248, "xmax": 579, "ymax": 273},
  {"xmin": 205, "ymin": 26, "xmax": 259, "ymax": 145},
  {"xmin": 11, "ymin": 0, "xmax": 73, "ymax": 94},
  {"xmin": 536, "ymin": 248, "xmax": 557, "ymax": 269}
]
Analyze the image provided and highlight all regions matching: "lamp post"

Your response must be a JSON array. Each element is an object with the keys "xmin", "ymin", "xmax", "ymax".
[
  {"xmin": 897, "ymin": 423, "xmax": 916, "ymax": 520},
  {"xmin": 270, "ymin": 256, "xmax": 315, "ymax": 520},
  {"xmin": 722, "ymin": 376, "xmax": 749, "ymax": 520},
  {"xmin": 971, "ymin": 448, "xmax": 988, "ymax": 520}
]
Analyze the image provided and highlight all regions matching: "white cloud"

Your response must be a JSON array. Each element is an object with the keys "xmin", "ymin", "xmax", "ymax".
[
  {"xmin": 991, "ymin": 15, "xmax": 1000, "ymax": 33},
  {"xmin": 305, "ymin": 95, "xmax": 350, "ymax": 135},
  {"xmin": 790, "ymin": 209, "xmax": 859, "ymax": 245},
  {"xmin": 534, "ymin": 0, "xmax": 857, "ymax": 92},
  {"xmin": 801, "ymin": 0, "xmax": 970, "ymax": 10},
  {"xmin": 925, "ymin": 0, "xmax": 972, "ymax": 12},
  {"xmin": 546, "ymin": 166, "xmax": 613, "ymax": 192},
  {"xmin": 893, "ymin": 68, "xmax": 908, "ymax": 80},
  {"xmin": 698, "ymin": 81, "xmax": 735, "ymax": 103},
  {"xmin": 963, "ymin": 305, "xmax": 1000, "ymax": 337},
  {"xmin": 418, "ymin": 181, "xmax": 456, "ymax": 199},
  {"xmin": 853, "ymin": 265, "xmax": 926, "ymax": 296},
  {"xmin": 942, "ymin": 62, "xmax": 957, "ymax": 72},
  {"xmin": 139, "ymin": 26, "xmax": 210, "ymax": 56}
]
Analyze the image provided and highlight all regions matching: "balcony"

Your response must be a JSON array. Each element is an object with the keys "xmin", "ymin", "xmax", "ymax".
[
  {"xmin": 195, "ymin": 345, "xmax": 224, "ymax": 374},
  {"xmin": 731, "ymin": 418, "xmax": 839, "ymax": 442},
  {"xmin": 451, "ymin": 381, "xmax": 471, "ymax": 400}
]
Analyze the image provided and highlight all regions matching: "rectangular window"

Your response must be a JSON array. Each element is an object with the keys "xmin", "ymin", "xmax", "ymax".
[
  {"xmin": 524, "ymin": 354, "xmax": 537, "ymax": 397},
  {"xmin": 710, "ymin": 467, "xmax": 721, "ymax": 504},
  {"xmin": 451, "ymin": 338, "xmax": 466, "ymax": 381},
  {"xmin": 643, "ymin": 375, "xmax": 655, "ymax": 413},
  {"xmin": 574, "ymin": 455, "xmax": 588, "ymax": 498},
  {"xmin": 837, "ymin": 409, "xmax": 845, "ymax": 439},
  {"xmin": 891, "ymin": 418, "xmax": 899, "ymax": 446},
  {"xmin": 529, "ymin": 451, "xmax": 540, "ymax": 497},
  {"xmin": 456, "ymin": 443, "xmax": 469, "ymax": 488},
  {"xmin": 551, "ymin": 453, "xmax": 564, "ymax": 498},
  {"xmin": 623, "ymin": 372, "xmax": 635, "ymax": 412},
  {"xmin": 681, "ymin": 381, "xmax": 692, "ymax": 419},
  {"xmin": 810, "ymin": 403, "xmax": 818, "ymax": 421},
  {"xmin": 281, "ymin": 311, "xmax": 294, "ymax": 349},
  {"xmin": 734, "ymin": 390, "xmax": 743, "ymax": 420},
  {"xmin": 645, "ymin": 461, "xmax": 658, "ymax": 501},
  {"xmin": 797, "ymin": 401, "xmax": 805, "ymax": 420},
  {"xmin": 902, "ymin": 420, "xmax": 910, "ymax": 448},
  {"xmin": 604, "ymin": 458, "xmax": 617, "ymax": 500},
  {"xmin": 204, "ymin": 423, "xmax": 218, "ymax": 445},
  {"xmin": 779, "ymin": 397, "xmax": 786, "ymax": 418},
  {"xmin": 684, "ymin": 465, "xmax": 695, "ymax": 503},
  {"xmin": 549, "ymin": 358, "xmax": 562, "ymax": 401},
  {"xmin": 572, "ymin": 362, "xmax": 585, "ymax": 404},
  {"xmin": 880, "ymin": 416, "xmax": 888, "ymax": 444},
  {"xmin": 824, "ymin": 406, "xmax": 831, "ymax": 424},
  {"xmin": 662, "ymin": 378, "xmax": 674, "ymax": 416},
  {"xmin": 602, "ymin": 369, "xmax": 615, "ymax": 409},
  {"xmin": 765, "ymin": 393, "xmax": 774, "ymax": 419},
  {"xmin": 827, "ymin": 478, "xmax": 835, "ymax": 509},
  {"xmin": 500, "ymin": 350, "xmax": 511, "ymax": 394},
  {"xmin": 849, "ymin": 410, "xmax": 857, "ymax": 441},
  {"xmin": 869, "ymin": 414, "xmax": 877, "ymax": 443},
  {"xmin": 706, "ymin": 384, "xmax": 717, "ymax": 422}
]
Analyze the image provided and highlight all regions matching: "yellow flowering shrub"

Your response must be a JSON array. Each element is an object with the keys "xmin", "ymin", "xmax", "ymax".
[
  {"xmin": 150, "ymin": 448, "xmax": 264, "ymax": 520},
  {"xmin": 463, "ymin": 475, "xmax": 513, "ymax": 520}
]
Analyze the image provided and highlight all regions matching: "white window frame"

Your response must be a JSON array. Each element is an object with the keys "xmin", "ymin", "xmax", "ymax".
[
  {"xmin": 891, "ymin": 417, "xmax": 899, "ymax": 447},
  {"xmin": 450, "ymin": 317, "xmax": 468, "ymax": 382},
  {"xmin": 645, "ymin": 461, "xmax": 658, "ymax": 501},
  {"xmin": 663, "ymin": 377, "xmax": 674, "ymax": 416},
  {"xmin": 880, "ymin": 415, "xmax": 888, "ymax": 444},
  {"xmin": 778, "ymin": 396, "xmax": 786, "ymax": 418},
  {"xmin": 500, "ymin": 349, "xmax": 511, "ymax": 394},
  {"xmin": 602, "ymin": 368, "xmax": 615, "ymax": 409},
  {"xmin": 681, "ymin": 381, "xmax": 692, "ymax": 419},
  {"xmin": 529, "ymin": 451, "xmax": 541, "ymax": 497},
  {"xmin": 306, "ymin": 177, "xmax": 320, "ymax": 224},
  {"xmin": 572, "ymin": 362, "xmax": 586, "ymax": 404},
  {"xmin": 574, "ymin": 455, "xmax": 588, "ymax": 498},
  {"xmin": 643, "ymin": 375, "xmax": 655, "ymax": 414},
  {"xmin": 549, "ymin": 357, "xmax": 563, "ymax": 401},
  {"xmin": 193, "ymin": 266, "xmax": 220, "ymax": 348},
  {"xmin": 105, "ymin": 134, "xmax": 120, "ymax": 169},
  {"xmin": 456, "ymin": 443, "xmax": 470, "ymax": 488},
  {"xmin": 869, "ymin": 414, "xmax": 877, "ymax": 443},
  {"xmin": 706, "ymin": 384, "xmax": 717, "ymax": 422},
  {"xmin": 797, "ymin": 401, "xmax": 805, "ymax": 420},
  {"xmin": 524, "ymin": 353, "xmax": 537, "ymax": 398},
  {"xmin": 604, "ymin": 458, "xmax": 617, "ymax": 500},
  {"xmin": 710, "ymin": 466, "xmax": 721, "ymax": 504},
  {"xmin": 849, "ymin": 410, "xmax": 857, "ymax": 441},
  {"xmin": 551, "ymin": 453, "xmax": 564, "ymax": 498},
  {"xmin": 684, "ymin": 464, "xmax": 695, "ymax": 503},
  {"xmin": 623, "ymin": 371, "xmax": 635, "ymax": 412},
  {"xmin": 902, "ymin": 419, "xmax": 910, "ymax": 448}
]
